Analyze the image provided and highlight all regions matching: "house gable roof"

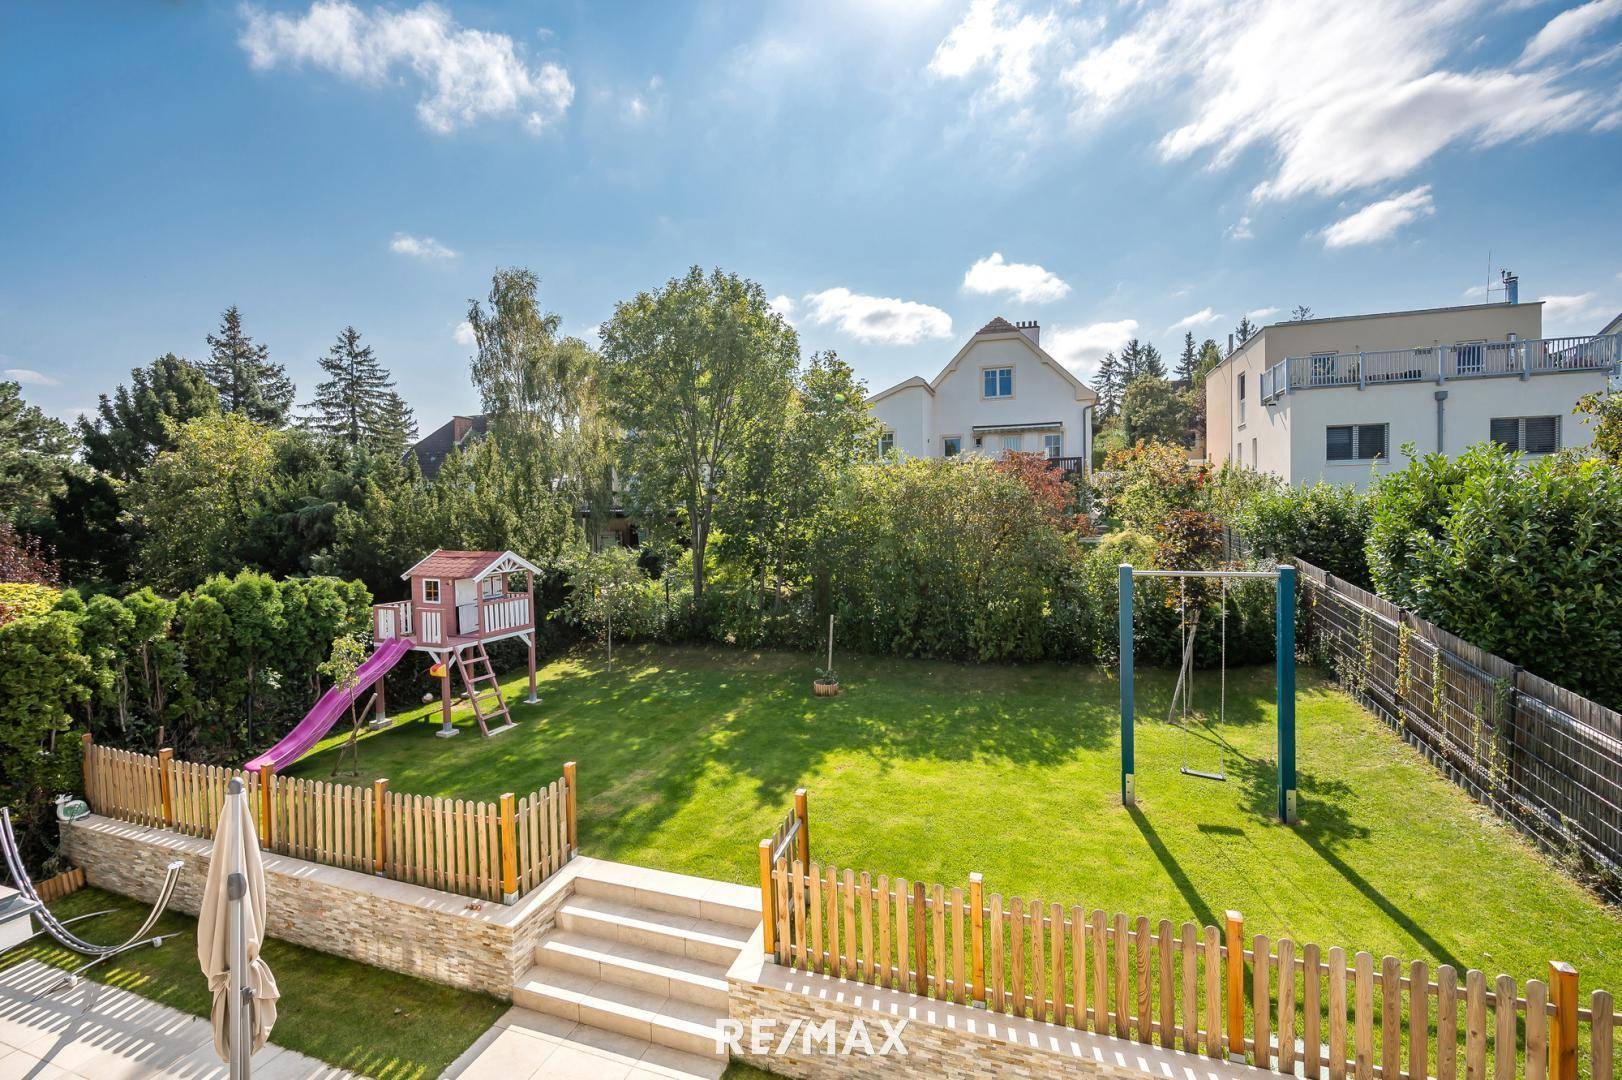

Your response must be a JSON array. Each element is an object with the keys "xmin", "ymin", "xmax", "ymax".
[
  {"xmin": 929, "ymin": 319, "xmax": 1098, "ymax": 403},
  {"xmin": 864, "ymin": 318, "xmax": 1099, "ymax": 406},
  {"xmin": 401, "ymin": 549, "xmax": 542, "ymax": 582}
]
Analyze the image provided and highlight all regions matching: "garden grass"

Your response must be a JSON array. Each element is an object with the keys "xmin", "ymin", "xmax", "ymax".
[
  {"xmin": 291, "ymin": 643, "xmax": 1622, "ymax": 996},
  {"xmin": 1, "ymin": 887, "xmax": 507, "ymax": 1078}
]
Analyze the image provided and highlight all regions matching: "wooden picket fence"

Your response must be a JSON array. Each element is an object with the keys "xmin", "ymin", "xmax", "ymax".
[
  {"xmin": 34, "ymin": 868, "xmax": 85, "ymax": 903},
  {"xmin": 762, "ymin": 856, "xmax": 1618, "ymax": 1080},
  {"xmin": 80, "ymin": 737, "xmax": 576, "ymax": 904}
]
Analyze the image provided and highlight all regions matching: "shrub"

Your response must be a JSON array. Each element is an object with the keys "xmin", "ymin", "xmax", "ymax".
[
  {"xmin": 1229, "ymin": 480, "xmax": 1372, "ymax": 587},
  {"xmin": 1368, "ymin": 445, "xmax": 1622, "ymax": 708},
  {"xmin": 1094, "ymin": 440, "xmax": 1208, "ymax": 531}
]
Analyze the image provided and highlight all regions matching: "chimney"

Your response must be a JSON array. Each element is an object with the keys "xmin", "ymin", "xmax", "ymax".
[
  {"xmin": 1500, "ymin": 269, "xmax": 1518, "ymax": 305},
  {"xmin": 1014, "ymin": 319, "xmax": 1040, "ymax": 347}
]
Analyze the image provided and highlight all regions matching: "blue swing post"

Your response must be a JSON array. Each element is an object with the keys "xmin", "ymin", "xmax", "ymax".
[
  {"xmin": 1120, "ymin": 564, "xmax": 1135, "ymax": 807},
  {"xmin": 1276, "ymin": 564, "xmax": 1297, "ymax": 823}
]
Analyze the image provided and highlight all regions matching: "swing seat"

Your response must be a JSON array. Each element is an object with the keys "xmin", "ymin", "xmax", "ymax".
[{"xmin": 1179, "ymin": 766, "xmax": 1227, "ymax": 782}]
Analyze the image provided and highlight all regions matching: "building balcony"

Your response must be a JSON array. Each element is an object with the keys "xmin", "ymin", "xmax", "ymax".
[{"xmin": 1258, "ymin": 333, "xmax": 1620, "ymax": 403}]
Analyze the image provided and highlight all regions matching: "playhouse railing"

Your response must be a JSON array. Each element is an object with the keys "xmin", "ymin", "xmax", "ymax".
[
  {"xmin": 80, "ymin": 738, "xmax": 576, "ymax": 904},
  {"xmin": 373, "ymin": 600, "xmax": 412, "ymax": 642}
]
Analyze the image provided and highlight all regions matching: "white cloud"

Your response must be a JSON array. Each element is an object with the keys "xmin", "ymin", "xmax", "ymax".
[
  {"xmin": 1055, "ymin": 0, "xmax": 1601, "ymax": 202},
  {"xmin": 801, "ymin": 288, "xmax": 953, "ymax": 345},
  {"xmin": 928, "ymin": 0, "xmax": 1057, "ymax": 102},
  {"xmin": 1538, "ymin": 291, "xmax": 1609, "ymax": 332},
  {"xmin": 1462, "ymin": 283, "xmax": 1491, "ymax": 300},
  {"xmin": 239, "ymin": 0, "xmax": 574, "ymax": 134},
  {"xmin": 1167, "ymin": 307, "xmax": 1224, "ymax": 333},
  {"xmin": 1246, "ymin": 307, "xmax": 1282, "ymax": 322},
  {"xmin": 4, "ymin": 368, "xmax": 59, "ymax": 386},
  {"xmin": 1320, "ymin": 185, "xmax": 1436, "ymax": 248},
  {"xmin": 391, "ymin": 232, "xmax": 457, "ymax": 260},
  {"xmin": 769, "ymin": 295, "xmax": 797, "ymax": 325},
  {"xmin": 454, "ymin": 320, "xmax": 476, "ymax": 347},
  {"xmin": 620, "ymin": 76, "xmax": 665, "ymax": 125},
  {"xmin": 1519, "ymin": 0, "xmax": 1622, "ymax": 67},
  {"xmin": 961, "ymin": 252, "xmax": 1071, "ymax": 304},
  {"xmin": 1226, "ymin": 216, "xmax": 1254, "ymax": 240},
  {"xmin": 1044, "ymin": 318, "xmax": 1140, "ymax": 380}
]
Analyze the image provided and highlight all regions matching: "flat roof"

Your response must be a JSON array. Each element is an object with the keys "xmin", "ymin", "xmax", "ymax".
[{"xmin": 1215, "ymin": 300, "xmax": 1545, "ymax": 371}]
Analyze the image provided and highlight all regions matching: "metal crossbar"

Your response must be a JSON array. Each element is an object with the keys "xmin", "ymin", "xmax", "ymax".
[{"xmin": 1130, "ymin": 569, "xmax": 1280, "ymax": 579}]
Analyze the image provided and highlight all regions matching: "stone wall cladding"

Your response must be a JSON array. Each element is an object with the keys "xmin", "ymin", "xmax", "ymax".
[
  {"xmin": 726, "ymin": 953, "xmax": 1268, "ymax": 1080},
  {"xmin": 62, "ymin": 815, "xmax": 572, "ymax": 998}
]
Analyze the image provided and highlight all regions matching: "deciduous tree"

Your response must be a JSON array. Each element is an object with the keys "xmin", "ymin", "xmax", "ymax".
[{"xmin": 599, "ymin": 266, "xmax": 798, "ymax": 602}]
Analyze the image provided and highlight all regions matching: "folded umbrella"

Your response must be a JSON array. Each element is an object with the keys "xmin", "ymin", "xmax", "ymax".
[{"xmin": 197, "ymin": 777, "xmax": 279, "ymax": 1073}]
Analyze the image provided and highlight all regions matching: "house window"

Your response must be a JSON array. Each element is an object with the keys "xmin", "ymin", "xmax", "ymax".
[
  {"xmin": 1043, "ymin": 433, "xmax": 1062, "ymax": 458},
  {"xmin": 983, "ymin": 367, "xmax": 1014, "ymax": 398},
  {"xmin": 1001, "ymin": 434, "xmax": 1022, "ymax": 453},
  {"xmin": 422, "ymin": 578, "xmax": 441, "ymax": 604},
  {"xmin": 482, "ymin": 576, "xmax": 502, "ymax": 598},
  {"xmin": 1455, "ymin": 341, "xmax": 1486, "ymax": 375},
  {"xmin": 1490, "ymin": 415, "xmax": 1561, "ymax": 454},
  {"xmin": 942, "ymin": 435, "xmax": 962, "ymax": 458},
  {"xmin": 1252, "ymin": 438, "xmax": 1258, "ymax": 468},
  {"xmin": 1326, "ymin": 423, "xmax": 1389, "ymax": 463},
  {"xmin": 1237, "ymin": 373, "xmax": 1247, "ymax": 426},
  {"xmin": 877, "ymin": 431, "xmax": 895, "ymax": 457}
]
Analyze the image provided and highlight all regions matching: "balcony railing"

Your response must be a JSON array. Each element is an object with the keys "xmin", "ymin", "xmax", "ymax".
[{"xmin": 1259, "ymin": 333, "xmax": 1620, "ymax": 402}]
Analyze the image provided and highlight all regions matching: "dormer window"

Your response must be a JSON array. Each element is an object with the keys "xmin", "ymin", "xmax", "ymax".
[
  {"xmin": 422, "ymin": 578, "xmax": 441, "ymax": 604},
  {"xmin": 982, "ymin": 367, "xmax": 1013, "ymax": 398}
]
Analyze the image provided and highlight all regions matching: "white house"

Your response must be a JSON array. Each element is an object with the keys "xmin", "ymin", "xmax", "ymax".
[
  {"xmin": 1205, "ymin": 282, "xmax": 1621, "ymax": 491},
  {"xmin": 866, "ymin": 317, "xmax": 1098, "ymax": 473}
]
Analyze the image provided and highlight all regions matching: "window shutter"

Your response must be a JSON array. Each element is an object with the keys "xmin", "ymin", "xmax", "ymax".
[
  {"xmin": 1524, "ymin": 416, "xmax": 1559, "ymax": 454},
  {"xmin": 1357, "ymin": 423, "xmax": 1388, "ymax": 461},
  {"xmin": 1489, "ymin": 417, "xmax": 1520, "ymax": 451}
]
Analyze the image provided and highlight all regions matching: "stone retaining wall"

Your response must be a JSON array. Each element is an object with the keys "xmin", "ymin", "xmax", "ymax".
[
  {"xmin": 62, "ymin": 814, "xmax": 573, "ymax": 997},
  {"xmin": 726, "ymin": 944, "xmax": 1264, "ymax": 1080}
]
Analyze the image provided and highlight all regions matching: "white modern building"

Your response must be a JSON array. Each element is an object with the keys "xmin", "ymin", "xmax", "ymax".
[
  {"xmin": 1205, "ymin": 283, "xmax": 1620, "ymax": 490},
  {"xmin": 866, "ymin": 316, "xmax": 1099, "ymax": 473}
]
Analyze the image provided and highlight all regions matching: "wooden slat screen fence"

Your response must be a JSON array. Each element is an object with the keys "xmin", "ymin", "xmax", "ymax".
[
  {"xmin": 79, "ymin": 738, "xmax": 575, "ymax": 905},
  {"xmin": 766, "ymin": 860, "xmax": 1619, "ymax": 1080},
  {"xmin": 34, "ymin": 868, "xmax": 86, "ymax": 903},
  {"xmin": 1293, "ymin": 561, "xmax": 1622, "ymax": 895}
]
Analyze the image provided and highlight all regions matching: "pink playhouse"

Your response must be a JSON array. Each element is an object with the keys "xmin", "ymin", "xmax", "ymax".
[
  {"xmin": 375, "ymin": 549, "xmax": 542, "ymax": 738},
  {"xmin": 245, "ymin": 549, "xmax": 540, "ymax": 772}
]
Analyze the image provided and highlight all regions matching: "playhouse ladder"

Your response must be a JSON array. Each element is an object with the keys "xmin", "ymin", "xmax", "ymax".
[{"xmin": 455, "ymin": 643, "xmax": 515, "ymax": 737}]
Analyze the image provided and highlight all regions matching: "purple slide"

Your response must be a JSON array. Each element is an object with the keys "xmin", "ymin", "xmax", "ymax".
[{"xmin": 245, "ymin": 636, "xmax": 416, "ymax": 773}]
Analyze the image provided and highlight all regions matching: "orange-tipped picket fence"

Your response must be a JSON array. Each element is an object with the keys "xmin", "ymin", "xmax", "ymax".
[
  {"xmin": 760, "ymin": 795, "xmax": 1617, "ymax": 1080},
  {"xmin": 80, "ymin": 736, "xmax": 575, "ymax": 904}
]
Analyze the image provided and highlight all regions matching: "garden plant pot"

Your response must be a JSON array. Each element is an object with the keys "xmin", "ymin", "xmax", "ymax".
[{"xmin": 813, "ymin": 680, "xmax": 840, "ymax": 697}]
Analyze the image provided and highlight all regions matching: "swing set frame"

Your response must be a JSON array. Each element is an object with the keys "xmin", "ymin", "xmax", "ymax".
[{"xmin": 1118, "ymin": 563, "xmax": 1298, "ymax": 823}]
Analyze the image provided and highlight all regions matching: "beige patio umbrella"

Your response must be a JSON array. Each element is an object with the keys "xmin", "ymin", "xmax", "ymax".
[{"xmin": 197, "ymin": 776, "xmax": 280, "ymax": 1076}]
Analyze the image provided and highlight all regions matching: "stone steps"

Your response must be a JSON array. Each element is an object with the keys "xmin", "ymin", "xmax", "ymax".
[{"xmin": 510, "ymin": 860, "xmax": 761, "ymax": 1066}]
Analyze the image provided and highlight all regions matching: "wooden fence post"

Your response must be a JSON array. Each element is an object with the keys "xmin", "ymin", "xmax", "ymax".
[
  {"xmin": 372, "ymin": 778, "xmax": 388, "ymax": 876},
  {"xmin": 758, "ymin": 839, "xmax": 777, "ymax": 957},
  {"xmin": 80, "ymin": 733, "xmax": 93, "ymax": 807},
  {"xmin": 563, "ymin": 761, "xmax": 578, "ymax": 857},
  {"xmin": 499, "ymin": 792, "xmax": 518, "ymax": 903},
  {"xmin": 969, "ymin": 872, "xmax": 985, "ymax": 1003},
  {"xmin": 794, "ymin": 788, "xmax": 810, "ymax": 869},
  {"xmin": 1226, "ymin": 910, "xmax": 1246, "ymax": 1063},
  {"xmin": 156, "ymin": 747, "xmax": 174, "ymax": 825},
  {"xmin": 1549, "ymin": 962, "xmax": 1578, "ymax": 1080},
  {"xmin": 912, "ymin": 880, "xmax": 928, "ymax": 997},
  {"xmin": 258, "ymin": 764, "xmax": 274, "ymax": 847}
]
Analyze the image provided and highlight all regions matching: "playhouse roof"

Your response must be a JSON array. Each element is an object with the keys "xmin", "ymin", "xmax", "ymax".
[{"xmin": 401, "ymin": 549, "xmax": 541, "ymax": 582}]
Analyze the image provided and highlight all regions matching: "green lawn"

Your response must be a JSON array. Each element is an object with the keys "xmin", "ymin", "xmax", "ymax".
[
  {"xmin": 2, "ymin": 888, "xmax": 507, "ymax": 1079},
  {"xmin": 290, "ymin": 643, "xmax": 1622, "ymax": 995}
]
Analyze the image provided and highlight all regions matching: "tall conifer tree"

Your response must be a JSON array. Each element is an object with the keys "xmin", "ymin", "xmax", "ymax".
[{"xmin": 203, "ymin": 306, "xmax": 295, "ymax": 426}]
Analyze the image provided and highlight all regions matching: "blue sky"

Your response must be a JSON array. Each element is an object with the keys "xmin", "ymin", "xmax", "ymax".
[{"xmin": 3, "ymin": 0, "xmax": 1620, "ymax": 427}]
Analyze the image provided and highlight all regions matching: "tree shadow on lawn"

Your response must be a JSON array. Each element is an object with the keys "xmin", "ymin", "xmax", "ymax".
[{"xmin": 1227, "ymin": 750, "xmax": 1463, "ymax": 969}]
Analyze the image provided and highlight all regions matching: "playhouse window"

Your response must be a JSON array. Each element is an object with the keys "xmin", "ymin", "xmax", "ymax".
[
  {"xmin": 481, "ymin": 576, "xmax": 502, "ymax": 598},
  {"xmin": 422, "ymin": 578, "xmax": 441, "ymax": 604}
]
